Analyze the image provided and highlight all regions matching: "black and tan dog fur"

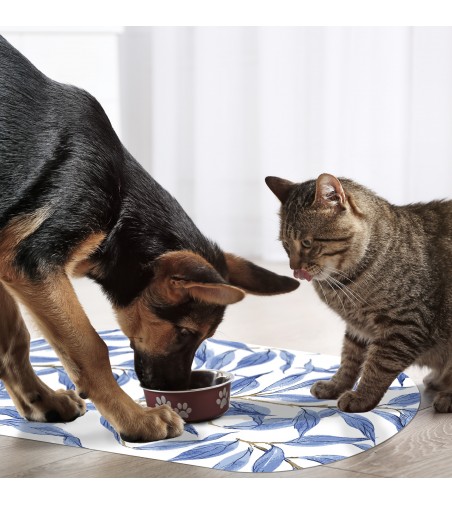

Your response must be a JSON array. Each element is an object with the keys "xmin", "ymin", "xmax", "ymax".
[{"xmin": 0, "ymin": 35, "xmax": 299, "ymax": 442}]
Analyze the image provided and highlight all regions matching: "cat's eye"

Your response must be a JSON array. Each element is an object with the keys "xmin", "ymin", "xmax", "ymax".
[{"xmin": 301, "ymin": 239, "xmax": 312, "ymax": 248}]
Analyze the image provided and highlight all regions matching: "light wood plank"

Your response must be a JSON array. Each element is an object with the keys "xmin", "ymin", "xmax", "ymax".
[{"xmin": 327, "ymin": 407, "xmax": 452, "ymax": 477}]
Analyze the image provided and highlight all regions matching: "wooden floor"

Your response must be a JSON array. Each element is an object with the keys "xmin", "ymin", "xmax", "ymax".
[{"xmin": 1, "ymin": 262, "xmax": 451, "ymax": 478}]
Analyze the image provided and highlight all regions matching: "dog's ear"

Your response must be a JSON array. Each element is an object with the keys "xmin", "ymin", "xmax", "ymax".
[
  {"xmin": 152, "ymin": 251, "xmax": 245, "ymax": 305},
  {"xmin": 224, "ymin": 253, "xmax": 299, "ymax": 295}
]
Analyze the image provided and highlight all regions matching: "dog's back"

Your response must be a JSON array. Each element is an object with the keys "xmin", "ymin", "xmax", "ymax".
[
  {"xmin": 0, "ymin": 34, "xmax": 222, "ymax": 289},
  {"xmin": 0, "ymin": 35, "xmax": 49, "ymax": 219},
  {"xmin": 0, "ymin": 35, "xmax": 123, "ymax": 230}
]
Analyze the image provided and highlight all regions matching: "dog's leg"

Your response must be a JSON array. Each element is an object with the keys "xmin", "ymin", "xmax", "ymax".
[
  {"xmin": 0, "ymin": 281, "xmax": 86, "ymax": 422},
  {"xmin": 5, "ymin": 272, "xmax": 184, "ymax": 442}
]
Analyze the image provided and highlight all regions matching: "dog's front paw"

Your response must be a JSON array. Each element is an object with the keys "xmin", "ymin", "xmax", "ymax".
[
  {"xmin": 337, "ymin": 390, "xmax": 377, "ymax": 413},
  {"xmin": 26, "ymin": 388, "xmax": 86, "ymax": 423},
  {"xmin": 310, "ymin": 380, "xmax": 343, "ymax": 400},
  {"xmin": 119, "ymin": 404, "xmax": 185, "ymax": 443}
]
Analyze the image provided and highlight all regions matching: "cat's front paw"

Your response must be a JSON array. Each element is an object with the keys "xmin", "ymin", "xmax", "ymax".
[
  {"xmin": 337, "ymin": 391, "xmax": 378, "ymax": 413},
  {"xmin": 433, "ymin": 392, "xmax": 452, "ymax": 413},
  {"xmin": 310, "ymin": 380, "xmax": 343, "ymax": 400}
]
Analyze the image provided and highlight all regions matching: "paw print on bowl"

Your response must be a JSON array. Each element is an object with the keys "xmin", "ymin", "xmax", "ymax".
[
  {"xmin": 155, "ymin": 395, "xmax": 172, "ymax": 408},
  {"xmin": 142, "ymin": 370, "xmax": 234, "ymax": 422},
  {"xmin": 216, "ymin": 387, "xmax": 229, "ymax": 409},
  {"xmin": 174, "ymin": 402, "xmax": 192, "ymax": 419}
]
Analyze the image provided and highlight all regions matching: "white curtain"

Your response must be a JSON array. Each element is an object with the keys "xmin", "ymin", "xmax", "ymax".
[
  {"xmin": 3, "ymin": 27, "xmax": 452, "ymax": 262},
  {"xmin": 122, "ymin": 27, "xmax": 452, "ymax": 260}
]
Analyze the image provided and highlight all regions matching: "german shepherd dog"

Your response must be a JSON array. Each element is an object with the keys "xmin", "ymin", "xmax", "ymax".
[{"xmin": 0, "ymin": 35, "xmax": 299, "ymax": 442}]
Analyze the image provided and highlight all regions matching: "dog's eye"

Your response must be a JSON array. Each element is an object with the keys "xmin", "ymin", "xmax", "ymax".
[{"xmin": 178, "ymin": 327, "xmax": 198, "ymax": 339}]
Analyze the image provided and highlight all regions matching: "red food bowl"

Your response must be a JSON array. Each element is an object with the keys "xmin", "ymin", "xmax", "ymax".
[{"xmin": 142, "ymin": 369, "xmax": 234, "ymax": 423}]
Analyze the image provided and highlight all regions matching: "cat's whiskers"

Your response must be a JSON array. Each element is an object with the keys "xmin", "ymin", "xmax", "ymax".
[
  {"xmin": 323, "ymin": 266, "xmax": 368, "ymax": 306},
  {"xmin": 322, "ymin": 275, "xmax": 348, "ymax": 312},
  {"xmin": 329, "ymin": 264, "xmax": 377, "ymax": 289},
  {"xmin": 325, "ymin": 276, "xmax": 357, "ymax": 309},
  {"xmin": 316, "ymin": 278, "xmax": 330, "ymax": 306}
]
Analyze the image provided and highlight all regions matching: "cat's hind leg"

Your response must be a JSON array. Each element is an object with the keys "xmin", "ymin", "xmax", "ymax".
[
  {"xmin": 428, "ymin": 367, "xmax": 452, "ymax": 413},
  {"xmin": 423, "ymin": 369, "xmax": 443, "ymax": 391},
  {"xmin": 311, "ymin": 332, "xmax": 367, "ymax": 400}
]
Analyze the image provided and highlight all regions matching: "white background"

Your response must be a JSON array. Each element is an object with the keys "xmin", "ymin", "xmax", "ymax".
[{"xmin": 2, "ymin": 24, "xmax": 452, "ymax": 262}]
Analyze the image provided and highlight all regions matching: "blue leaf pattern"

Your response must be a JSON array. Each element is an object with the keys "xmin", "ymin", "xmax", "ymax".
[
  {"xmin": 257, "ymin": 393, "xmax": 325, "ymax": 403},
  {"xmin": 0, "ymin": 417, "xmax": 82, "ymax": 447},
  {"xmin": 118, "ymin": 359, "xmax": 134, "ymax": 369},
  {"xmin": 205, "ymin": 350, "xmax": 235, "ymax": 370},
  {"xmin": 113, "ymin": 371, "xmax": 130, "ymax": 387},
  {"xmin": 302, "ymin": 454, "xmax": 345, "ymax": 464},
  {"xmin": 319, "ymin": 409, "xmax": 336, "ymax": 419},
  {"xmin": 397, "ymin": 372, "xmax": 408, "ymax": 386},
  {"xmin": 0, "ymin": 406, "xmax": 22, "ymax": 419},
  {"xmin": 0, "ymin": 330, "xmax": 420, "ymax": 473},
  {"xmin": 259, "ymin": 373, "xmax": 309, "ymax": 393},
  {"xmin": 234, "ymin": 350, "xmax": 277, "ymax": 370},
  {"xmin": 100, "ymin": 416, "xmax": 122, "ymax": 444},
  {"xmin": 193, "ymin": 341, "xmax": 215, "ymax": 368},
  {"xmin": 294, "ymin": 408, "xmax": 321, "ymax": 438},
  {"xmin": 36, "ymin": 368, "xmax": 59, "ymax": 377},
  {"xmin": 373, "ymin": 410, "xmax": 403, "ymax": 430},
  {"xmin": 184, "ymin": 424, "xmax": 198, "ymax": 436},
  {"xmin": 286, "ymin": 435, "xmax": 368, "ymax": 446},
  {"xmin": 230, "ymin": 375, "xmax": 263, "ymax": 395},
  {"xmin": 337, "ymin": 412, "xmax": 376, "ymax": 443},
  {"xmin": 253, "ymin": 445, "xmax": 285, "ymax": 472},
  {"xmin": 224, "ymin": 417, "xmax": 294, "ymax": 431},
  {"xmin": 400, "ymin": 409, "xmax": 417, "ymax": 427},
  {"xmin": 387, "ymin": 393, "xmax": 421, "ymax": 407},
  {"xmin": 209, "ymin": 338, "xmax": 252, "ymax": 352},
  {"xmin": 223, "ymin": 401, "xmax": 271, "ymax": 425},
  {"xmin": 214, "ymin": 447, "xmax": 253, "ymax": 471},
  {"xmin": 171, "ymin": 440, "xmax": 239, "ymax": 462},
  {"xmin": 280, "ymin": 350, "xmax": 295, "ymax": 373},
  {"xmin": 57, "ymin": 369, "xmax": 76, "ymax": 390},
  {"xmin": 134, "ymin": 433, "xmax": 229, "ymax": 452}
]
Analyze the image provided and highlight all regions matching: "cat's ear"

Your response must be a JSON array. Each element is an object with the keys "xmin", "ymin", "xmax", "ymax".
[
  {"xmin": 314, "ymin": 173, "xmax": 346, "ymax": 208},
  {"xmin": 265, "ymin": 176, "xmax": 296, "ymax": 204}
]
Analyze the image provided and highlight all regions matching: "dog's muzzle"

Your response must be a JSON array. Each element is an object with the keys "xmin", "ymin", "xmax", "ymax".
[{"xmin": 134, "ymin": 350, "xmax": 192, "ymax": 391}]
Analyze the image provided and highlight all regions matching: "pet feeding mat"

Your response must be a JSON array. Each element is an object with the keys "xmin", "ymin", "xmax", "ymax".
[{"xmin": 0, "ymin": 330, "xmax": 420, "ymax": 473}]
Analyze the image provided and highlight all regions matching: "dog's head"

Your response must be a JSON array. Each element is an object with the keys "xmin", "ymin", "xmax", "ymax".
[{"xmin": 115, "ymin": 250, "xmax": 299, "ymax": 391}]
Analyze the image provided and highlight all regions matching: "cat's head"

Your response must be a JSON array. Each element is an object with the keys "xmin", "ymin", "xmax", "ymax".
[{"xmin": 266, "ymin": 173, "xmax": 370, "ymax": 282}]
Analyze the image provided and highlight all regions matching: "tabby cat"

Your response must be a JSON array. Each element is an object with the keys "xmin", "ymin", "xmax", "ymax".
[{"xmin": 266, "ymin": 173, "xmax": 452, "ymax": 413}]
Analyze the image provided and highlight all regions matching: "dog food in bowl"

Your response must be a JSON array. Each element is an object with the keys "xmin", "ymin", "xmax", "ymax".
[{"xmin": 142, "ymin": 369, "xmax": 234, "ymax": 423}]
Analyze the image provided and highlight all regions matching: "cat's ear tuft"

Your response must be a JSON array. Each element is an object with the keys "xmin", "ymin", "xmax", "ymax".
[
  {"xmin": 265, "ymin": 176, "xmax": 296, "ymax": 204},
  {"xmin": 314, "ymin": 173, "xmax": 346, "ymax": 208}
]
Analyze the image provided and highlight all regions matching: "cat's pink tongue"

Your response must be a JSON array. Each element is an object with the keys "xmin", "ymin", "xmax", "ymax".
[{"xmin": 294, "ymin": 269, "xmax": 312, "ymax": 282}]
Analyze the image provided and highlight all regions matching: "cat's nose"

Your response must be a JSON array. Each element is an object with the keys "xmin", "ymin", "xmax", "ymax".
[{"xmin": 289, "ymin": 255, "xmax": 305, "ymax": 270}]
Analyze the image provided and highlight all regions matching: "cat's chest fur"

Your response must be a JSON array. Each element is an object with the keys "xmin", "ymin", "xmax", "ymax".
[
  {"xmin": 313, "ymin": 280, "xmax": 381, "ymax": 341},
  {"xmin": 313, "ymin": 252, "xmax": 432, "ymax": 344}
]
